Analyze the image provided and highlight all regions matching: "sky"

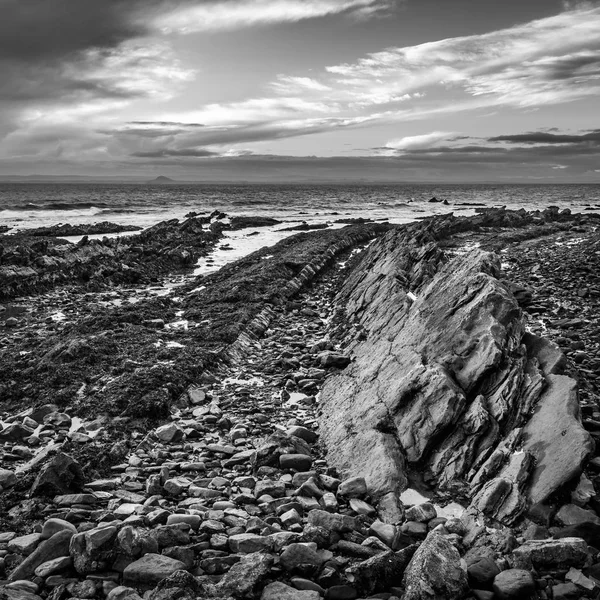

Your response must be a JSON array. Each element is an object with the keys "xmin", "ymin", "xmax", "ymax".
[{"xmin": 0, "ymin": 0, "xmax": 599, "ymax": 182}]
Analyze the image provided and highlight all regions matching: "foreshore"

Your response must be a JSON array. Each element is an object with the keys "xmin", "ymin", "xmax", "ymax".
[{"xmin": 1, "ymin": 207, "xmax": 600, "ymax": 599}]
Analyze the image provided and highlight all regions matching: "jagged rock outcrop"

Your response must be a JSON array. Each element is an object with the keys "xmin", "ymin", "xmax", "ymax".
[{"xmin": 319, "ymin": 226, "xmax": 593, "ymax": 524}]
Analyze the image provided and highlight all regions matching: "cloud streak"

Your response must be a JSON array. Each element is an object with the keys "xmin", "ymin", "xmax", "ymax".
[{"xmin": 152, "ymin": 0, "xmax": 396, "ymax": 33}]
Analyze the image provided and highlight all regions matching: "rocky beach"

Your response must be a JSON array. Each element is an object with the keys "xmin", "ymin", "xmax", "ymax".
[{"xmin": 2, "ymin": 207, "xmax": 600, "ymax": 600}]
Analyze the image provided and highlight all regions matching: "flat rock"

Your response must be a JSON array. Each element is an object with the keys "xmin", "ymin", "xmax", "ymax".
[
  {"xmin": 123, "ymin": 554, "xmax": 187, "ymax": 586},
  {"xmin": 511, "ymin": 537, "xmax": 589, "ymax": 570},
  {"xmin": 8, "ymin": 529, "xmax": 74, "ymax": 582}
]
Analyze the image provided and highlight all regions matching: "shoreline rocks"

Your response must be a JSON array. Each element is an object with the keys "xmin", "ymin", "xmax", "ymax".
[{"xmin": 1, "ymin": 208, "xmax": 600, "ymax": 599}]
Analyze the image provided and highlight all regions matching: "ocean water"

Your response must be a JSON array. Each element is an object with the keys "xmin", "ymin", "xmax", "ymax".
[{"xmin": 1, "ymin": 182, "xmax": 600, "ymax": 232}]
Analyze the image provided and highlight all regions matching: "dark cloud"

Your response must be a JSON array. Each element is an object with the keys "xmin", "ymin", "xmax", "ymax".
[
  {"xmin": 0, "ymin": 0, "xmax": 153, "ymax": 61},
  {"xmin": 0, "ymin": 0, "xmax": 193, "ymax": 112},
  {"xmin": 542, "ymin": 53, "xmax": 600, "ymax": 81},
  {"xmin": 489, "ymin": 130, "xmax": 600, "ymax": 144},
  {"xmin": 128, "ymin": 121, "xmax": 205, "ymax": 128},
  {"xmin": 132, "ymin": 148, "xmax": 219, "ymax": 157}
]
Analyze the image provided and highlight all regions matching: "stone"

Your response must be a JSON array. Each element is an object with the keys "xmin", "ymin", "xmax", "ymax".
[
  {"xmin": 228, "ymin": 533, "xmax": 273, "ymax": 553},
  {"xmin": 467, "ymin": 555, "xmax": 501, "ymax": 587},
  {"xmin": 107, "ymin": 586, "xmax": 143, "ymax": 600},
  {"xmin": 123, "ymin": 554, "xmax": 187, "ymax": 586},
  {"xmin": 347, "ymin": 547, "xmax": 417, "ymax": 595},
  {"xmin": 554, "ymin": 523, "xmax": 600, "ymax": 548},
  {"xmin": 552, "ymin": 582, "xmax": 581, "ymax": 600},
  {"xmin": 261, "ymin": 582, "xmax": 320, "ymax": 600},
  {"xmin": 349, "ymin": 498, "xmax": 376, "ymax": 516},
  {"xmin": 0, "ymin": 468, "xmax": 17, "ymax": 488},
  {"xmin": 556, "ymin": 504, "xmax": 600, "ymax": 526},
  {"xmin": 280, "ymin": 454, "xmax": 313, "ymax": 472},
  {"xmin": 69, "ymin": 526, "xmax": 118, "ymax": 574},
  {"xmin": 319, "ymin": 352, "xmax": 351, "ymax": 369},
  {"xmin": 146, "ymin": 570, "xmax": 206, "ymax": 600},
  {"xmin": 67, "ymin": 580, "xmax": 97, "ymax": 598},
  {"xmin": 166, "ymin": 514, "xmax": 201, "ymax": 530},
  {"xmin": 307, "ymin": 509, "xmax": 355, "ymax": 533},
  {"xmin": 338, "ymin": 477, "xmax": 367, "ymax": 498},
  {"xmin": 41, "ymin": 518, "xmax": 77, "ymax": 540},
  {"xmin": 117, "ymin": 526, "xmax": 158, "ymax": 559},
  {"xmin": 287, "ymin": 426, "xmax": 319, "ymax": 444},
  {"xmin": 216, "ymin": 553, "xmax": 274, "ymax": 597},
  {"xmin": 0, "ymin": 589, "xmax": 42, "ymax": 600},
  {"xmin": 149, "ymin": 525, "xmax": 190, "ymax": 548},
  {"xmin": 0, "ymin": 423, "xmax": 34, "ymax": 442},
  {"xmin": 403, "ymin": 532, "xmax": 468, "ymax": 600},
  {"xmin": 492, "ymin": 569, "xmax": 535, "ymax": 600},
  {"xmin": 30, "ymin": 453, "xmax": 85, "ymax": 496},
  {"xmin": 512, "ymin": 538, "xmax": 589, "ymax": 570},
  {"xmin": 405, "ymin": 503, "xmax": 437, "ymax": 523},
  {"xmin": 369, "ymin": 520, "xmax": 399, "ymax": 548},
  {"xmin": 280, "ymin": 543, "xmax": 324, "ymax": 574},
  {"xmin": 8, "ymin": 530, "xmax": 74, "ymax": 582},
  {"xmin": 254, "ymin": 479, "xmax": 286, "ymax": 498},
  {"xmin": 155, "ymin": 423, "xmax": 184, "ymax": 443},
  {"xmin": 324, "ymin": 586, "xmax": 357, "ymax": 599},
  {"xmin": 33, "ymin": 556, "xmax": 72, "ymax": 578},
  {"xmin": 8, "ymin": 533, "xmax": 43, "ymax": 556}
]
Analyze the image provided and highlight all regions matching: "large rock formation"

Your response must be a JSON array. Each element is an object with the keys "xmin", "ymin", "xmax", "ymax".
[{"xmin": 319, "ymin": 226, "xmax": 593, "ymax": 524}]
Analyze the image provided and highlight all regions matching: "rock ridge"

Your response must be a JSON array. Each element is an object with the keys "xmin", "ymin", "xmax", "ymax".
[{"xmin": 319, "ymin": 224, "xmax": 594, "ymax": 524}]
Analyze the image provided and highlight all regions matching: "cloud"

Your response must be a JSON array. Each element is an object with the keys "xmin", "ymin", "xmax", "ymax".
[
  {"xmin": 324, "ymin": 5, "xmax": 600, "ymax": 110},
  {"xmin": 385, "ymin": 131, "xmax": 457, "ymax": 151},
  {"xmin": 489, "ymin": 130, "xmax": 600, "ymax": 144},
  {"xmin": 270, "ymin": 76, "xmax": 333, "ymax": 94},
  {"xmin": 0, "ymin": 0, "xmax": 393, "ymax": 140},
  {"xmin": 368, "ymin": 127, "xmax": 600, "ymax": 179},
  {"xmin": 132, "ymin": 148, "xmax": 218, "ymax": 157},
  {"xmin": 152, "ymin": 0, "xmax": 397, "ymax": 34}
]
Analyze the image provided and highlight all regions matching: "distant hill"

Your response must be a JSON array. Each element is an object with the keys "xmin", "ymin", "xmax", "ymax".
[{"xmin": 149, "ymin": 175, "xmax": 176, "ymax": 184}]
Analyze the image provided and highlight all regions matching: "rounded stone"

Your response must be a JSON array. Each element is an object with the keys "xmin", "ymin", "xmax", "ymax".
[
  {"xmin": 280, "ymin": 454, "xmax": 313, "ymax": 472},
  {"xmin": 166, "ymin": 514, "xmax": 201, "ymax": 530},
  {"xmin": 41, "ymin": 518, "xmax": 77, "ymax": 540},
  {"xmin": 492, "ymin": 569, "xmax": 536, "ymax": 600}
]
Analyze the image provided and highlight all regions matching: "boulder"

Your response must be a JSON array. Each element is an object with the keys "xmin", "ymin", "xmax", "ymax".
[
  {"xmin": 30, "ymin": 453, "xmax": 85, "ymax": 496},
  {"xmin": 511, "ymin": 538, "xmax": 589, "ymax": 570},
  {"xmin": 347, "ymin": 546, "xmax": 417, "ymax": 595},
  {"xmin": 147, "ymin": 570, "xmax": 207, "ymax": 600},
  {"xmin": 69, "ymin": 526, "xmax": 118, "ymax": 574},
  {"xmin": 402, "ymin": 533, "xmax": 468, "ymax": 600},
  {"xmin": 216, "ymin": 553, "xmax": 274, "ymax": 597}
]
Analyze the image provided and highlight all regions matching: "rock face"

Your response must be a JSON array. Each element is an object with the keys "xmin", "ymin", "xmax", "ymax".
[{"xmin": 319, "ymin": 225, "xmax": 593, "ymax": 524}]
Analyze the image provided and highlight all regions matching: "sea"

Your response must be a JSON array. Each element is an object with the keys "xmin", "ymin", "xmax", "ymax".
[
  {"xmin": 1, "ymin": 182, "xmax": 599, "ymax": 273},
  {"xmin": 2, "ymin": 182, "xmax": 600, "ymax": 231}
]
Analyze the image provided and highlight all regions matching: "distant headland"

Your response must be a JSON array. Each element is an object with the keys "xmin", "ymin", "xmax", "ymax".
[{"xmin": 148, "ymin": 175, "xmax": 176, "ymax": 184}]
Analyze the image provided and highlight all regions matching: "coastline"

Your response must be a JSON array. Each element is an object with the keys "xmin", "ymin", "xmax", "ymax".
[{"xmin": 1, "ymin": 207, "xmax": 600, "ymax": 598}]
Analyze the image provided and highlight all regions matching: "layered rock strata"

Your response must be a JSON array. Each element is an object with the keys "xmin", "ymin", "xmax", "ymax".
[{"xmin": 319, "ymin": 226, "xmax": 594, "ymax": 524}]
